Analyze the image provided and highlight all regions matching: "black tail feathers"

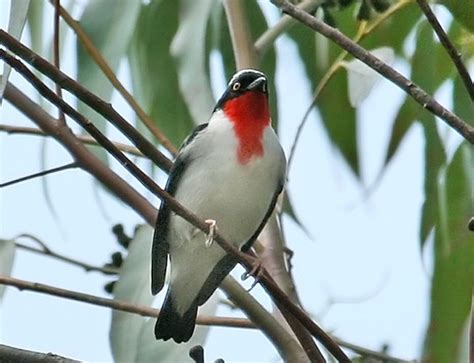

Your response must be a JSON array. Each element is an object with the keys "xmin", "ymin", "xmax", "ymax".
[{"xmin": 154, "ymin": 291, "xmax": 198, "ymax": 343}]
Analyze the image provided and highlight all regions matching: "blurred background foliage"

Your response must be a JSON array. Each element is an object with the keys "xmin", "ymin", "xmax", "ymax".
[{"xmin": 1, "ymin": 0, "xmax": 473, "ymax": 361}]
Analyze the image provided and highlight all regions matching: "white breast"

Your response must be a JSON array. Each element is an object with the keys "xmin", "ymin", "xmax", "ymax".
[{"xmin": 171, "ymin": 110, "xmax": 286, "ymax": 248}]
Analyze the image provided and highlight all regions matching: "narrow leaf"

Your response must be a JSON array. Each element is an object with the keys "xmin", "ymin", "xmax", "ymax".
[
  {"xmin": 0, "ymin": 0, "xmax": 30, "ymax": 101},
  {"xmin": 424, "ymin": 143, "xmax": 474, "ymax": 362},
  {"xmin": 110, "ymin": 225, "xmax": 154, "ymax": 362},
  {"xmin": 77, "ymin": 0, "xmax": 141, "ymax": 162},
  {"xmin": 344, "ymin": 47, "xmax": 394, "ymax": 107},
  {"xmin": 171, "ymin": 0, "xmax": 217, "ymax": 124},
  {"xmin": 129, "ymin": 0, "xmax": 194, "ymax": 147},
  {"xmin": 0, "ymin": 239, "xmax": 15, "ymax": 301}
]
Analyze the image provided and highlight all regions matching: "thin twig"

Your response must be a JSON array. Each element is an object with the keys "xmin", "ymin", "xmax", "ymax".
[
  {"xmin": 0, "ymin": 124, "xmax": 144, "ymax": 157},
  {"xmin": 1, "ymin": 52, "xmax": 349, "ymax": 362},
  {"xmin": 53, "ymin": 0, "xmax": 66, "ymax": 125},
  {"xmin": 415, "ymin": 0, "xmax": 474, "ymax": 102},
  {"xmin": 255, "ymin": 0, "xmax": 324, "ymax": 56},
  {"xmin": 51, "ymin": 1, "xmax": 178, "ymax": 155},
  {"xmin": 0, "ymin": 162, "xmax": 78, "ymax": 188},
  {"xmin": 0, "ymin": 275, "xmax": 254, "ymax": 329},
  {"xmin": 14, "ymin": 233, "xmax": 118, "ymax": 275},
  {"xmin": 270, "ymin": 0, "xmax": 474, "ymax": 144},
  {"xmin": 0, "ymin": 30, "xmax": 173, "ymax": 172}
]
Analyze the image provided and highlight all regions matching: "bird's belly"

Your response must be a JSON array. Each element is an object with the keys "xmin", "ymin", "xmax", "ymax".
[{"xmin": 172, "ymin": 154, "xmax": 278, "ymax": 247}]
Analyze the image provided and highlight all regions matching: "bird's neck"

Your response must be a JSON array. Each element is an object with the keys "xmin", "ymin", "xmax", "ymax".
[{"xmin": 223, "ymin": 92, "xmax": 270, "ymax": 165}]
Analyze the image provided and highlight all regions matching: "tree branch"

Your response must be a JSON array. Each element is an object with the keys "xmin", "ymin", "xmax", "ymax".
[
  {"xmin": 415, "ymin": 0, "xmax": 474, "ymax": 102},
  {"xmin": 0, "ymin": 275, "xmax": 253, "ymax": 330},
  {"xmin": 0, "ymin": 29, "xmax": 172, "ymax": 172},
  {"xmin": 270, "ymin": 0, "xmax": 474, "ymax": 144},
  {"xmin": 0, "ymin": 124, "xmax": 144, "ymax": 157},
  {"xmin": 0, "ymin": 344, "xmax": 80, "ymax": 363},
  {"xmin": 223, "ymin": 0, "xmax": 258, "ymax": 69}
]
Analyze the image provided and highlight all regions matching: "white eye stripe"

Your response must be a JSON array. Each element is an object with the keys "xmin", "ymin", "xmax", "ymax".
[{"xmin": 227, "ymin": 69, "xmax": 266, "ymax": 86}]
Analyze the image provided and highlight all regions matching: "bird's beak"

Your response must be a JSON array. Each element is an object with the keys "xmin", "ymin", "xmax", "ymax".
[{"xmin": 246, "ymin": 77, "xmax": 267, "ymax": 93}]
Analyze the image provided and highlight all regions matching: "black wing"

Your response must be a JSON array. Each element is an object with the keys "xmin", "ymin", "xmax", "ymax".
[
  {"xmin": 196, "ymin": 178, "xmax": 285, "ymax": 305},
  {"xmin": 151, "ymin": 123, "xmax": 209, "ymax": 295}
]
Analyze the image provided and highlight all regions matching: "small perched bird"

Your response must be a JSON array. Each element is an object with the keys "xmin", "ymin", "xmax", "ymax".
[{"xmin": 152, "ymin": 69, "xmax": 286, "ymax": 343}]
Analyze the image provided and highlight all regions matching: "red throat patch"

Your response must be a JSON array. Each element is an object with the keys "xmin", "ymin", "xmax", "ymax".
[{"xmin": 223, "ymin": 91, "xmax": 270, "ymax": 164}]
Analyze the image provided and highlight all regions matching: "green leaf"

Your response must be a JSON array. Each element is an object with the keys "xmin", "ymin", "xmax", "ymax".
[
  {"xmin": 0, "ymin": 239, "xmax": 15, "ymax": 301},
  {"xmin": 453, "ymin": 76, "xmax": 474, "ymax": 127},
  {"xmin": 171, "ymin": 0, "xmax": 217, "ymax": 125},
  {"xmin": 344, "ymin": 46, "xmax": 394, "ymax": 106},
  {"xmin": 424, "ymin": 142, "xmax": 474, "ymax": 363},
  {"xmin": 110, "ymin": 225, "xmax": 154, "ymax": 362},
  {"xmin": 419, "ymin": 122, "xmax": 446, "ymax": 245},
  {"xmin": 129, "ymin": 0, "xmax": 194, "ymax": 148},
  {"xmin": 77, "ymin": 0, "xmax": 141, "ymax": 161},
  {"xmin": 0, "ymin": 0, "xmax": 30, "ymax": 101},
  {"xmin": 439, "ymin": 0, "xmax": 474, "ymax": 33},
  {"xmin": 26, "ymin": 0, "xmax": 43, "ymax": 54},
  {"xmin": 384, "ymin": 21, "xmax": 453, "ymax": 167},
  {"xmin": 288, "ymin": 21, "xmax": 359, "ymax": 177}
]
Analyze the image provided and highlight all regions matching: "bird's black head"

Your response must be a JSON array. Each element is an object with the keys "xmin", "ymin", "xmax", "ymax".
[{"xmin": 214, "ymin": 69, "xmax": 268, "ymax": 112}]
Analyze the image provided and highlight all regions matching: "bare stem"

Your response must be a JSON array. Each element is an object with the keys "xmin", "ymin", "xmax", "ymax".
[
  {"xmin": 0, "ymin": 162, "xmax": 78, "ymax": 188},
  {"xmin": 0, "ymin": 124, "xmax": 143, "ymax": 157},
  {"xmin": 415, "ymin": 0, "xmax": 474, "ymax": 102}
]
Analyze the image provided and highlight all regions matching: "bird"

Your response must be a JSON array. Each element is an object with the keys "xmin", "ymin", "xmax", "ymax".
[{"xmin": 151, "ymin": 69, "xmax": 286, "ymax": 343}]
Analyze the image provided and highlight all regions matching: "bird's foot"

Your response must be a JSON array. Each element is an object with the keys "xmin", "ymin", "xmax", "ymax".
[
  {"xmin": 204, "ymin": 219, "xmax": 217, "ymax": 248},
  {"xmin": 241, "ymin": 259, "xmax": 264, "ymax": 292}
]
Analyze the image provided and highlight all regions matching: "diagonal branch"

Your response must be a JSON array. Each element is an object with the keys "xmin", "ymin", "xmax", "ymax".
[
  {"xmin": 0, "ymin": 29, "xmax": 172, "ymax": 172},
  {"xmin": 1, "ymin": 51, "xmax": 349, "ymax": 362},
  {"xmin": 0, "ymin": 124, "xmax": 144, "ymax": 157},
  {"xmin": 415, "ymin": 0, "xmax": 474, "ymax": 102},
  {"xmin": 270, "ymin": 0, "xmax": 474, "ymax": 144}
]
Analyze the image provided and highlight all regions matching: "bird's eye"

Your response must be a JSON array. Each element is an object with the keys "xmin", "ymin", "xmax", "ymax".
[{"xmin": 232, "ymin": 82, "xmax": 241, "ymax": 91}]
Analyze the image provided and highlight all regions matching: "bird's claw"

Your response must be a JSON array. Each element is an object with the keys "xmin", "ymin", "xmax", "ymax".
[
  {"xmin": 204, "ymin": 219, "xmax": 217, "ymax": 248},
  {"xmin": 241, "ymin": 260, "xmax": 264, "ymax": 292}
]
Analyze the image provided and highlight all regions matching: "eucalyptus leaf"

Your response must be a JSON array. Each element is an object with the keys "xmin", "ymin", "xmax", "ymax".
[
  {"xmin": 129, "ymin": 0, "xmax": 194, "ymax": 148},
  {"xmin": 344, "ymin": 47, "xmax": 394, "ymax": 107},
  {"xmin": 0, "ymin": 0, "xmax": 30, "ymax": 101},
  {"xmin": 384, "ymin": 21, "xmax": 453, "ymax": 168},
  {"xmin": 110, "ymin": 225, "xmax": 154, "ymax": 362},
  {"xmin": 424, "ymin": 142, "xmax": 474, "ymax": 362},
  {"xmin": 0, "ymin": 239, "xmax": 15, "ymax": 301},
  {"xmin": 77, "ymin": 0, "xmax": 141, "ymax": 162},
  {"xmin": 171, "ymin": 0, "xmax": 217, "ymax": 125}
]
